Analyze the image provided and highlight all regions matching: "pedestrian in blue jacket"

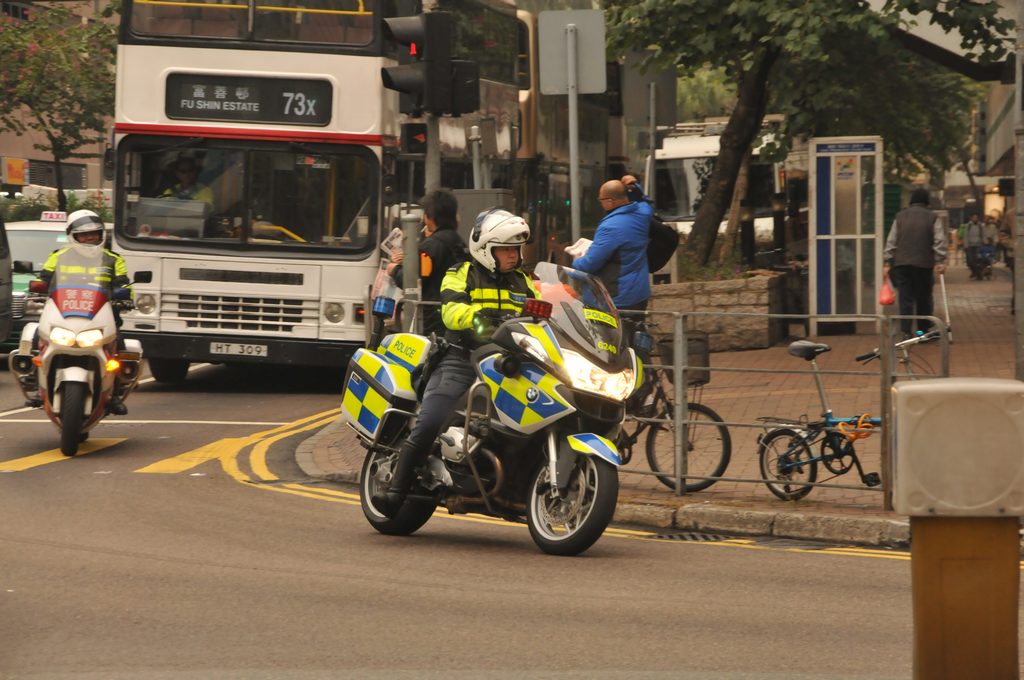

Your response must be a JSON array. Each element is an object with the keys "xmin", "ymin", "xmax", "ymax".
[{"xmin": 572, "ymin": 176, "xmax": 651, "ymax": 312}]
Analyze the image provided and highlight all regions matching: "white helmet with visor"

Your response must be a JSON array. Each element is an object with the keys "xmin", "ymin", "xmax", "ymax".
[
  {"xmin": 66, "ymin": 209, "xmax": 106, "ymax": 257},
  {"xmin": 469, "ymin": 208, "xmax": 530, "ymax": 273}
]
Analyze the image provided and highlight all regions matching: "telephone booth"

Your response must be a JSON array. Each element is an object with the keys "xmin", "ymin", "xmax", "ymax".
[{"xmin": 808, "ymin": 136, "xmax": 884, "ymax": 335}]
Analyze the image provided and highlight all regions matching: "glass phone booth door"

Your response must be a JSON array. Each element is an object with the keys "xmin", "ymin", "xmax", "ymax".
[{"xmin": 809, "ymin": 136, "xmax": 884, "ymax": 336}]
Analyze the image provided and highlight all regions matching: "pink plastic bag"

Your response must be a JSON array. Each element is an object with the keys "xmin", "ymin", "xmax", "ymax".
[{"xmin": 879, "ymin": 276, "xmax": 896, "ymax": 306}]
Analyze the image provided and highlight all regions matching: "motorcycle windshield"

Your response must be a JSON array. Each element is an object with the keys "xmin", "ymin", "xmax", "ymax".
[
  {"xmin": 52, "ymin": 285, "xmax": 109, "ymax": 319},
  {"xmin": 532, "ymin": 262, "xmax": 625, "ymax": 369}
]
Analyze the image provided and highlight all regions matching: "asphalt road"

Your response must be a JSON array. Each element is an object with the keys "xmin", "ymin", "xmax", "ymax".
[{"xmin": 0, "ymin": 361, "xmax": 951, "ymax": 678}]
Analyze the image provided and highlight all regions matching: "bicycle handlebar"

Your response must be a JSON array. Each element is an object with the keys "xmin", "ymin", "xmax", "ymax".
[{"xmin": 856, "ymin": 329, "xmax": 942, "ymax": 364}]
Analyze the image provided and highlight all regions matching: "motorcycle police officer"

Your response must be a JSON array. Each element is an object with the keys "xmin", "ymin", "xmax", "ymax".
[
  {"xmin": 372, "ymin": 208, "xmax": 540, "ymax": 517},
  {"xmin": 26, "ymin": 210, "xmax": 133, "ymax": 415}
]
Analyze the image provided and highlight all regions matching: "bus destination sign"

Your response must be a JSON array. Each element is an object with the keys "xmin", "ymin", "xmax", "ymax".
[{"xmin": 166, "ymin": 74, "xmax": 332, "ymax": 127}]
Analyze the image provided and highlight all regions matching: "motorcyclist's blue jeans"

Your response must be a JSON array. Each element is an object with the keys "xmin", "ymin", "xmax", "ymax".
[{"xmin": 405, "ymin": 350, "xmax": 477, "ymax": 457}]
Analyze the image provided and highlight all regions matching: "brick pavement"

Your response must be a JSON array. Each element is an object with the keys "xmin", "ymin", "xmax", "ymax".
[{"xmin": 296, "ymin": 259, "xmax": 1017, "ymax": 547}]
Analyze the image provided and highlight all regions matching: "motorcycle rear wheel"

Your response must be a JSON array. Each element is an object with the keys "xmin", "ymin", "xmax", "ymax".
[
  {"xmin": 59, "ymin": 382, "xmax": 87, "ymax": 457},
  {"xmin": 527, "ymin": 455, "xmax": 618, "ymax": 556},
  {"xmin": 360, "ymin": 448, "xmax": 437, "ymax": 536}
]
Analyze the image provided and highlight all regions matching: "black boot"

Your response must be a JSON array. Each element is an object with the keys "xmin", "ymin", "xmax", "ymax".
[
  {"xmin": 371, "ymin": 442, "xmax": 420, "ymax": 519},
  {"xmin": 107, "ymin": 398, "xmax": 128, "ymax": 416}
]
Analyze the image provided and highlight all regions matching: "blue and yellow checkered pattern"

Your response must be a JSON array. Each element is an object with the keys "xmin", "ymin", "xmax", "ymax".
[
  {"xmin": 567, "ymin": 433, "xmax": 621, "ymax": 466},
  {"xmin": 340, "ymin": 347, "xmax": 418, "ymax": 440},
  {"xmin": 479, "ymin": 356, "xmax": 574, "ymax": 434}
]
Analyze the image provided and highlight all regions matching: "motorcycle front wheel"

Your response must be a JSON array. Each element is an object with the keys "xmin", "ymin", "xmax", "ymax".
[
  {"xmin": 527, "ymin": 455, "xmax": 618, "ymax": 556},
  {"xmin": 59, "ymin": 382, "xmax": 87, "ymax": 457},
  {"xmin": 359, "ymin": 448, "xmax": 438, "ymax": 536}
]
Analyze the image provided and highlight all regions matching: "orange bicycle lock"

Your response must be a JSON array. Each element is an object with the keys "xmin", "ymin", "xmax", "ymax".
[{"xmin": 837, "ymin": 414, "xmax": 874, "ymax": 442}]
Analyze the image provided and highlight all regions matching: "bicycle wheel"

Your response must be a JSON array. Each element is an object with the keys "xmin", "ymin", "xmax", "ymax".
[
  {"xmin": 646, "ymin": 401, "xmax": 732, "ymax": 492},
  {"xmin": 758, "ymin": 428, "xmax": 818, "ymax": 500}
]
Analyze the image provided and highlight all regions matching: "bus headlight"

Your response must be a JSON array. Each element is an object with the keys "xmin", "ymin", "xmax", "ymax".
[
  {"xmin": 135, "ymin": 294, "xmax": 156, "ymax": 315},
  {"xmin": 323, "ymin": 302, "xmax": 345, "ymax": 323},
  {"xmin": 49, "ymin": 327, "xmax": 77, "ymax": 347},
  {"xmin": 75, "ymin": 329, "xmax": 105, "ymax": 348},
  {"xmin": 562, "ymin": 349, "xmax": 634, "ymax": 401}
]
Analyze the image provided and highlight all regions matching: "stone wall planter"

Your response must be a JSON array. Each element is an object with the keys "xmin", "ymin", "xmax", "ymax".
[{"xmin": 649, "ymin": 272, "xmax": 788, "ymax": 351}]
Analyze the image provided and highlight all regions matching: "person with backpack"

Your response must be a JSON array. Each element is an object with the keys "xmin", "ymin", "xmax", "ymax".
[
  {"xmin": 387, "ymin": 187, "xmax": 468, "ymax": 335},
  {"xmin": 572, "ymin": 175, "xmax": 653, "ymax": 317}
]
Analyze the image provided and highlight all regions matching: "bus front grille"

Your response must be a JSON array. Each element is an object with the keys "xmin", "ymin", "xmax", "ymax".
[
  {"xmin": 11, "ymin": 295, "xmax": 25, "ymax": 320},
  {"xmin": 163, "ymin": 294, "xmax": 318, "ymax": 333}
]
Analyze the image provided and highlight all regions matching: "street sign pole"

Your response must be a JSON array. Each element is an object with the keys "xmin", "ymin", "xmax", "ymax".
[{"xmin": 567, "ymin": 24, "xmax": 581, "ymax": 242}]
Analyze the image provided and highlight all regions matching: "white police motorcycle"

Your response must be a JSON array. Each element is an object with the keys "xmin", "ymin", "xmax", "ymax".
[{"xmin": 8, "ymin": 260, "xmax": 147, "ymax": 456}]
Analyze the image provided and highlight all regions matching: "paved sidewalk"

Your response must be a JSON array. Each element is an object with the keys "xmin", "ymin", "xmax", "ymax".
[{"xmin": 296, "ymin": 262, "xmax": 1017, "ymax": 547}]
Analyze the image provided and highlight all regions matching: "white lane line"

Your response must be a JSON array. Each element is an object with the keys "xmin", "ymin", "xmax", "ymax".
[{"xmin": 0, "ymin": 419, "xmax": 290, "ymax": 425}]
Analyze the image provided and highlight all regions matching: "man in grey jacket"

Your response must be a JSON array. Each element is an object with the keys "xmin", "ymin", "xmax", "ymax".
[{"xmin": 883, "ymin": 188, "xmax": 947, "ymax": 339}]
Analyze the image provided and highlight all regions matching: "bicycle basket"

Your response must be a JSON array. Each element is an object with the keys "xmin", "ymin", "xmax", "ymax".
[{"xmin": 656, "ymin": 330, "xmax": 710, "ymax": 386}]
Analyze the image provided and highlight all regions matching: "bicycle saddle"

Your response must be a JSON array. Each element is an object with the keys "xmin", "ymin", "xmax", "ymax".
[{"xmin": 787, "ymin": 340, "xmax": 831, "ymax": 360}]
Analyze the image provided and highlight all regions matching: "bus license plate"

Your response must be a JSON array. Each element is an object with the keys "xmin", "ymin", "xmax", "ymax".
[{"xmin": 210, "ymin": 342, "xmax": 268, "ymax": 358}]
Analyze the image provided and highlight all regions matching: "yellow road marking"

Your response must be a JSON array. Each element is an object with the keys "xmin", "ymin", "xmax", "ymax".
[
  {"xmin": 0, "ymin": 439, "xmax": 127, "ymax": 471},
  {"xmin": 137, "ymin": 408, "xmax": 340, "ymax": 474},
  {"xmin": 250, "ymin": 415, "xmax": 337, "ymax": 481},
  {"xmin": 136, "ymin": 438, "xmax": 252, "ymax": 473}
]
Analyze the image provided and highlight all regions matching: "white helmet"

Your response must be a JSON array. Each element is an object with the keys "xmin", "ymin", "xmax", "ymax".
[
  {"xmin": 66, "ymin": 209, "xmax": 105, "ymax": 257},
  {"xmin": 470, "ymin": 208, "xmax": 530, "ymax": 273}
]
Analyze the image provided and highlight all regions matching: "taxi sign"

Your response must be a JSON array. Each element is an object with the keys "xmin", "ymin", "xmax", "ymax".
[{"xmin": 40, "ymin": 211, "xmax": 67, "ymax": 222}]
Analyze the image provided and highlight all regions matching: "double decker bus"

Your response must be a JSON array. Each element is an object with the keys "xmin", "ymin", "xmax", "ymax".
[{"xmin": 112, "ymin": 0, "xmax": 530, "ymax": 382}]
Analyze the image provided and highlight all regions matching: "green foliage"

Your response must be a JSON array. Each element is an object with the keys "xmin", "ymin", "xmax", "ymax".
[
  {"xmin": 0, "ymin": 196, "xmax": 52, "ymax": 222},
  {"xmin": 0, "ymin": 194, "xmax": 112, "ymax": 223},
  {"xmin": 0, "ymin": 2, "xmax": 117, "ymax": 203},
  {"xmin": 677, "ymin": 68, "xmax": 736, "ymax": 121},
  {"xmin": 607, "ymin": 0, "xmax": 1009, "ymax": 177}
]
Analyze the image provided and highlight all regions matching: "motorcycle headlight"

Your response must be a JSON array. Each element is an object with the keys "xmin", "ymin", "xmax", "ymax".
[
  {"xmin": 75, "ymin": 329, "xmax": 105, "ymax": 348},
  {"xmin": 49, "ymin": 327, "xmax": 77, "ymax": 347},
  {"xmin": 562, "ymin": 349, "xmax": 634, "ymax": 401}
]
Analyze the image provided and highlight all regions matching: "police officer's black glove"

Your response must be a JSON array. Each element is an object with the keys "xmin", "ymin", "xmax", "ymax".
[{"xmin": 471, "ymin": 310, "xmax": 500, "ymax": 342}]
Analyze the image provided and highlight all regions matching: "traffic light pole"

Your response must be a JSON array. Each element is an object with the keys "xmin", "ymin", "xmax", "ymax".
[{"xmin": 425, "ymin": 113, "xmax": 441, "ymax": 192}]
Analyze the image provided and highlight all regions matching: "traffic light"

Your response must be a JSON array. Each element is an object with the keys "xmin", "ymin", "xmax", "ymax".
[{"xmin": 381, "ymin": 12, "xmax": 452, "ymax": 115}]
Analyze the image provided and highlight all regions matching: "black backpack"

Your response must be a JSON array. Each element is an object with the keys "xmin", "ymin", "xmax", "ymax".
[{"xmin": 647, "ymin": 212, "xmax": 678, "ymax": 272}]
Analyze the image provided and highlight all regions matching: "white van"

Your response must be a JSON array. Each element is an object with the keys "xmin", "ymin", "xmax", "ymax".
[{"xmin": 0, "ymin": 215, "xmax": 12, "ymax": 345}]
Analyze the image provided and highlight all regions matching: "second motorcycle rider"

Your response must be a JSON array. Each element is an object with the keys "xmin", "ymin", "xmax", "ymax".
[{"xmin": 372, "ymin": 208, "xmax": 540, "ymax": 517}]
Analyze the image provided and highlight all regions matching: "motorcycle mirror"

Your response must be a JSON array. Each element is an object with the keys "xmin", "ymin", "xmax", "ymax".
[
  {"xmin": 133, "ymin": 271, "xmax": 153, "ymax": 285},
  {"xmin": 13, "ymin": 260, "xmax": 34, "ymax": 274},
  {"xmin": 494, "ymin": 353, "xmax": 521, "ymax": 378}
]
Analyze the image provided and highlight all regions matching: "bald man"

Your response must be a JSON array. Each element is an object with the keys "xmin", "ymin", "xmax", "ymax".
[{"xmin": 572, "ymin": 176, "xmax": 652, "ymax": 312}]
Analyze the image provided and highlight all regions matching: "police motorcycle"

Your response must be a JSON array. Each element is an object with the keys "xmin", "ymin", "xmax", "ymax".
[
  {"xmin": 342, "ymin": 262, "xmax": 640, "ymax": 556},
  {"xmin": 8, "ymin": 234, "xmax": 147, "ymax": 457}
]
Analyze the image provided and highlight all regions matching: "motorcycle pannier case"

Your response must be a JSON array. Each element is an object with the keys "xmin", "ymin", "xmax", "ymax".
[{"xmin": 341, "ymin": 333, "xmax": 432, "ymax": 442}]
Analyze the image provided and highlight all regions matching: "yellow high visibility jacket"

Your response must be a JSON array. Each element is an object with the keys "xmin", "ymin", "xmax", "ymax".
[{"xmin": 440, "ymin": 260, "xmax": 539, "ymax": 347}]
